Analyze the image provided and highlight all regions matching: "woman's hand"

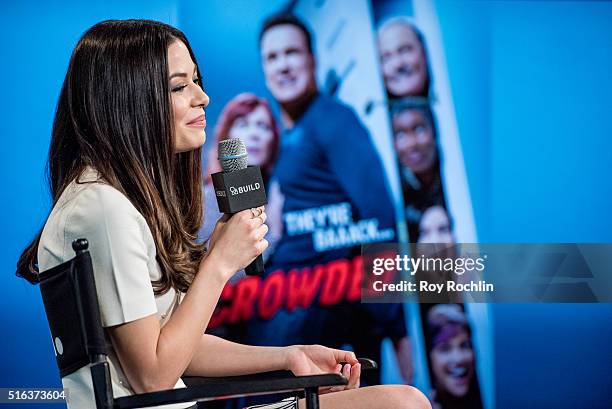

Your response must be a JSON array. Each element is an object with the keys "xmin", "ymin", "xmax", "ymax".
[
  {"xmin": 203, "ymin": 206, "xmax": 267, "ymax": 282},
  {"xmin": 284, "ymin": 345, "xmax": 361, "ymax": 393}
]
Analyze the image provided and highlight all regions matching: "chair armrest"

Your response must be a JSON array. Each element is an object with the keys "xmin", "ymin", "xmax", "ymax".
[
  {"xmin": 181, "ymin": 358, "xmax": 377, "ymax": 402},
  {"xmin": 180, "ymin": 358, "xmax": 377, "ymax": 402},
  {"xmin": 353, "ymin": 358, "xmax": 378, "ymax": 371},
  {"xmin": 181, "ymin": 358, "xmax": 376, "ymax": 386},
  {"xmin": 183, "ymin": 370, "xmax": 298, "ymax": 385},
  {"xmin": 114, "ymin": 373, "xmax": 347, "ymax": 409}
]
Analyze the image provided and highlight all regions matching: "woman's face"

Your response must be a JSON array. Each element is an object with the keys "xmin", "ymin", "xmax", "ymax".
[
  {"xmin": 418, "ymin": 206, "xmax": 453, "ymax": 244},
  {"xmin": 228, "ymin": 105, "xmax": 275, "ymax": 167},
  {"xmin": 168, "ymin": 40, "xmax": 210, "ymax": 153},
  {"xmin": 431, "ymin": 329, "xmax": 474, "ymax": 398},
  {"xmin": 393, "ymin": 109, "xmax": 436, "ymax": 175}
]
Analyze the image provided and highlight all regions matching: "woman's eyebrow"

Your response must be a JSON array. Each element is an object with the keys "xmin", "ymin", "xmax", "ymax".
[
  {"xmin": 169, "ymin": 67, "xmax": 198, "ymax": 80},
  {"xmin": 169, "ymin": 72, "xmax": 188, "ymax": 80}
]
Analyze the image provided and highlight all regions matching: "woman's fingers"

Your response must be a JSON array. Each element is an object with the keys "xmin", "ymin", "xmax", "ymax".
[
  {"xmin": 318, "ymin": 362, "xmax": 361, "ymax": 395},
  {"xmin": 248, "ymin": 211, "xmax": 267, "ymax": 227},
  {"xmin": 322, "ymin": 363, "xmax": 360, "ymax": 394},
  {"xmin": 332, "ymin": 349, "xmax": 358, "ymax": 365},
  {"xmin": 342, "ymin": 363, "xmax": 350, "ymax": 378},
  {"xmin": 255, "ymin": 238, "xmax": 269, "ymax": 254},
  {"xmin": 256, "ymin": 223, "xmax": 269, "ymax": 240},
  {"xmin": 206, "ymin": 207, "xmax": 269, "ymax": 277},
  {"xmin": 347, "ymin": 363, "xmax": 361, "ymax": 389}
]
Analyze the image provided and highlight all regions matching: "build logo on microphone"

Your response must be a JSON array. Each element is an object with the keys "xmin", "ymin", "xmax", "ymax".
[{"xmin": 229, "ymin": 182, "xmax": 261, "ymax": 196}]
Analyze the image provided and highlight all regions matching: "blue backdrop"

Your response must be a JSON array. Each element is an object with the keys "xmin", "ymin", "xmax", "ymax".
[{"xmin": 1, "ymin": 1, "xmax": 610, "ymax": 408}]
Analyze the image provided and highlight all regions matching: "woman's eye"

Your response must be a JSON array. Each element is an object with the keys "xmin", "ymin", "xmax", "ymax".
[
  {"xmin": 394, "ymin": 131, "xmax": 408, "ymax": 141},
  {"xmin": 437, "ymin": 343, "xmax": 451, "ymax": 353},
  {"xmin": 257, "ymin": 122, "xmax": 271, "ymax": 131},
  {"xmin": 172, "ymin": 84, "xmax": 187, "ymax": 93},
  {"xmin": 234, "ymin": 118, "xmax": 248, "ymax": 128}
]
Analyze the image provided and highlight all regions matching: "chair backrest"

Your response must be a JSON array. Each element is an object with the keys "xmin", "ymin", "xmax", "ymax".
[{"xmin": 38, "ymin": 238, "xmax": 113, "ymax": 408}]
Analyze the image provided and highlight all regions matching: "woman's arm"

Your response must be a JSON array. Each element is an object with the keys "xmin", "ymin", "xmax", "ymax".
[
  {"xmin": 107, "ymin": 254, "xmax": 225, "ymax": 393},
  {"xmin": 186, "ymin": 338, "xmax": 362, "ymax": 393},
  {"xmin": 108, "ymin": 209, "xmax": 268, "ymax": 393},
  {"xmin": 184, "ymin": 334, "xmax": 288, "ymax": 376}
]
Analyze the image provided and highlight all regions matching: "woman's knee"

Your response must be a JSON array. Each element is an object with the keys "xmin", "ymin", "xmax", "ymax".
[{"xmin": 375, "ymin": 385, "xmax": 432, "ymax": 409}]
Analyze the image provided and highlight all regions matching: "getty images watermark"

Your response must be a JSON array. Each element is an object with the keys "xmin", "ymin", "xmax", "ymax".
[
  {"xmin": 371, "ymin": 253, "xmax": 493, "ymax": 294},
  {"xmin": 360, "ymin": 243, "xmax": 612, "ymax": 303}
]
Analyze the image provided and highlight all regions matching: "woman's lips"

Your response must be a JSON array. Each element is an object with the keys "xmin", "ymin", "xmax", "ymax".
[
  {"xmin": 187, "ymin": 114, "xmax": 206, "ymax": 127},
  {"xmin": 247, "ymin": 147, "xmax": 262, "ymax": 156},
  {"xmin": 446, "ymin": 365, "xmax": 470, "ymax": 386},
  {"xmin": 407, "ymin": 150, "xmax": 424, "ymax": 164}
]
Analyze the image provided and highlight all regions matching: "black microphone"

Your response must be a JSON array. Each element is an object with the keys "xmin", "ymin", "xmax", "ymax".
[{"xmin": 211, "ymin": 139, "xmax": 267, "ymax": 276}]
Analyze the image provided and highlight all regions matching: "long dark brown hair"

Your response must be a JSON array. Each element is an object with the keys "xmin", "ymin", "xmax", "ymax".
[{"xmin": 16, "ymin": 19, "xmax": 206, "ymax": 295}]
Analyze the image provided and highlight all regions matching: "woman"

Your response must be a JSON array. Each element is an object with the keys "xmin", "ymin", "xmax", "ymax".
[
  {"xmin": 16, "ymin": 20, "xmax": 430, "ymax": 409},
  {"xmin": 201, "ymin": 93, "xmax": 283, "ymax": 256},
  {"xmin": 392, "ymin": 104, "xmax": 438, "ymax": 193},
  {"xmin": 206, "ymin": 93, "xmax": 279, "ymax": 182},
  {"xmin": 416, "ymin": 204, "xmax": 455, "ymax": 260},
  {"xmin": 425, "ymin": 305, "xmax": 483, "ymax": 409},
  {"xmin": 417, "ymin": 205, "xmax": 453, "ymax": 245},
  {"xmin": 392, "ymin": 102, "xmax": 446, "ymax": 243}
]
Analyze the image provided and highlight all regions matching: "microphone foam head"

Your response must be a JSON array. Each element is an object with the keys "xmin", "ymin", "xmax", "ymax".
[{"xmin": 218, "ymin": 138, "xmax": 248, "ymax": 172}]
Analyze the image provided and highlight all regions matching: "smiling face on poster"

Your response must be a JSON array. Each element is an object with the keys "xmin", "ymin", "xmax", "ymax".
[
  {"xmin": 424, "ymin": 304, "xmax": 482, "ymax": 409},
  {"xmin": 393, "ymin": 107, "xmax": 437, "ymax": 177},
  {"xmin": 260, "ymin": 23, "xmax": 317, "ymax": 107},
  {"xmin": 228, "ymin": 105, "xmax": 276, "ymax": 166},
  {"xmin": 378, "ymin": 18, "xmax": 429, "ymax": 98}
]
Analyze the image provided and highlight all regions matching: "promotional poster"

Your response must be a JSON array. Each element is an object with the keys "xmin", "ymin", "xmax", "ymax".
[{"xmin": 194, "ymin": 1, "xmax": 490, "ymax": 407}]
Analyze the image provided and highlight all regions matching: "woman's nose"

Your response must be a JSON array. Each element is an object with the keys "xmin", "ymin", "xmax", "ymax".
[
  {"xmin": 194, "ymin": 87, "xmax": 209, "ymax": 109},
  {"xmin": 404, "ymin": 134, "xmax": 417, "ymax": 149},
  {"xmin": 249, "ymin": 129, "xmax": 261, "ymax": 140},
  {"xmin": 448, "ymin": 347, "xmax": 466, "ymax": 364}
]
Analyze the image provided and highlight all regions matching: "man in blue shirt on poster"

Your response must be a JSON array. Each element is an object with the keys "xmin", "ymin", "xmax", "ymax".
[
  {"xmin": 259, "ymin": 14, "xmax": 396, "ymax": 267},
  {"xmin": 250, "ymin": 13, "xmax": 412, "ymax": 385}
]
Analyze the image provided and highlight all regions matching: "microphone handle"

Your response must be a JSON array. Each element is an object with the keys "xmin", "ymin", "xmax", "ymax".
[{"xmin": 245, "ymin": 254, "xmax": 265, "ymax": 276}]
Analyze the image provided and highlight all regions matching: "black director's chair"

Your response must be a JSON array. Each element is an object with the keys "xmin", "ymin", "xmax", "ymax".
[{"xmin": 37, "ymin": 238, "xmax": 363, "ymax": 409}]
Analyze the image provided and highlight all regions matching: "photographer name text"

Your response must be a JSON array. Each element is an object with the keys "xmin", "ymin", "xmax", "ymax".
[{"xmin": 372, "ymin": 280, "xmax": 494, "ymax": 294}]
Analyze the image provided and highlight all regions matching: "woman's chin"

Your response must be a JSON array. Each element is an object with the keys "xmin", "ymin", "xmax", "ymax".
[
  {"xmin": 175, "ymin": 131, "xmax": 206, "ymax": 153},
  {"xmin": 247, "ymin": 155, "xmax": 266, "ymax": 167},
  {"xmin": 446, "ymin": 379, "xmax": 470, "ymax": 398},
  {"xmin": 192, "ymin": 128, "xmax": 207, "ymax": 145}
]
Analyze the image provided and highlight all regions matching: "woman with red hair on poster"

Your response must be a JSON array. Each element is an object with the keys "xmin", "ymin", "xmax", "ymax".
[{"xmin": 201, "ymin": 93, "xmax": 284, "ymax": 256}]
